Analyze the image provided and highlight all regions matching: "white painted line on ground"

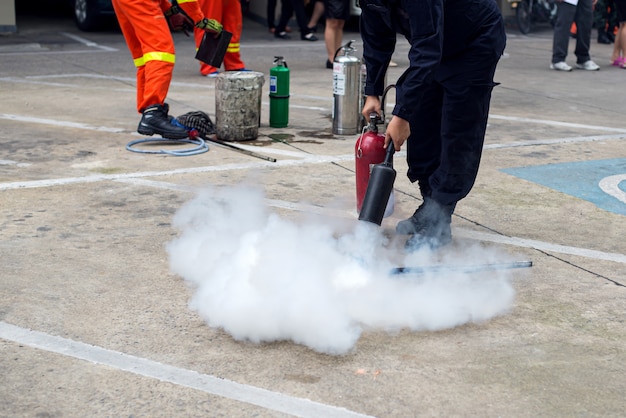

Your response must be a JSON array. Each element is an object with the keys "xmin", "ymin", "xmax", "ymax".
[
  {"xmin": 455, "ymin": 228, "xmax": 626, "ymax": 264},
  {"xmin": 484, "ymin": 133, "xmax": 626, "ymax": 149},
  {"xmin": 598, "ymin": 174, "xmax": 626, "ymax": 204},
  {"xmin": 488, "ymin": 114, "xmax": 626, "ymax": 133},
  {"xmin": 0, "ymin": 113, "xmax": 127, "ymax": 133},
  {"xmin": 0, "ymin": 50, "xmax": 117, "ymax": 56},
  {"xmin": 0, "ymin": 155, "xmax": 354, "ymax": 191},
  {"xmin": 0, "ymin": 76, "xmax": 129, "ymax": 89},
  {"xmin": 24, "ymin": 73, "xmax": 213, "ymax": 90},
  {"xmin": 0, "ymin": 321, "xmax": 373, "ymax": 418},
  {"xmin": 60, "ymin": 32, "xmax": 118, "ymax": 51}
]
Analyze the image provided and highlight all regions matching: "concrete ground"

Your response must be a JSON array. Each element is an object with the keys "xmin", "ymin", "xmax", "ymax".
[{"xmin": 1, "ymin": 11, "xmax": 625, "ymax": 418}]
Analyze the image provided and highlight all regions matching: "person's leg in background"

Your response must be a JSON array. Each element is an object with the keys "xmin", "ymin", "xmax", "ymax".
[
  {"xmin": 551, "ymin": 1, "xmax": 577, "ymax": 70},
  {"xmin": 307, "ymin": 0, "xmax": 324, "ymax": 32},
  {"xmin": 291, "ymin": 0, "xmax": 318, "ymax": 40},
  {"xmin": 573, "ymin": 0, "xmax": 599, "ymax": 68},
  {"xmin": 194, "ymin": 0, "xmax": 224, "ymax": 76},
  {"xmin": 112, "ymin": 0, "xmax": 188, "ymax": 138},
  {"xmin": 274, "ymin": 0, "xmax": 295, "ymax": 38},
  {"xmin": 610, "ymin": 0, "xmax": 626, "ymax": 65},
  {"xmin": 222, "ymin": 0, "xmax": 246, "ymax": 71},
  {"xmin": 267, "ymin": 0, "xmax": 278, "ymax": 32},
  {"xmin": 323, "ymin": 0, "xmax": 349, "ymax": 67}
]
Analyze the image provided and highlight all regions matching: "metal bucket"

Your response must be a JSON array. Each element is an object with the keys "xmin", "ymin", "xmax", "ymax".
[{"xmin": 215, "ymin": 71, "xmax": 265, "ymax": 141}]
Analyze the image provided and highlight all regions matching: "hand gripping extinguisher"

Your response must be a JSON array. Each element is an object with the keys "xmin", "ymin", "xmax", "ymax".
[
  {"xmin": 358, "ymin": 142, "xmax": 396, "ymax": 225},
  {"xmin": 332, "ymin": 40, "xmax": 360, "ymax": 135},
  {"xmin": 356, "ymin": 85, "xmax": 396, "ymax": 224},
  {"xmin": 270, "ymin": 56, "xmax": 289, "ymax": 128}
]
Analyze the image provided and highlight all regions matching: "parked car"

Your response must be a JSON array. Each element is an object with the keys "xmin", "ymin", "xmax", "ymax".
[
  {"xmin": 350, "ymin": 0, "xmax": 361, "ymax": 17},
  {"xmin": 71, "ymin": 0, "xmax": 115, "ymax": 31}
]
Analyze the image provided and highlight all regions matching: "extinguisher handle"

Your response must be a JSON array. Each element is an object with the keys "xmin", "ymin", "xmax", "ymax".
[{"xmin": 384, "ymin": 141, "xmax": 395, "ymax": 165}]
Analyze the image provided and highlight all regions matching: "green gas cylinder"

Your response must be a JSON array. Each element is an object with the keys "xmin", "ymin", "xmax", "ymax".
[{"xmin": 269, "ymin": 56, "xmax": 289, "ymax": 128}]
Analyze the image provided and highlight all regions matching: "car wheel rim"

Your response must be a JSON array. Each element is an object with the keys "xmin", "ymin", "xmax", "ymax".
[{"xmin": 75, "ymin": 0, "xmax": 87, "ymax": 23}]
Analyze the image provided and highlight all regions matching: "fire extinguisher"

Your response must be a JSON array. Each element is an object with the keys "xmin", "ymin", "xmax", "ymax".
[
  {"xmin": 355, "ymin": 85, "xmax": 396, "ymax": 216},
  {"xmin": 269, "ymin": 56, "xmax": 289, "ymax": 128},
  {"xmin": 332, "ymin": 40, "xmax": 360, "ymax": 135}
]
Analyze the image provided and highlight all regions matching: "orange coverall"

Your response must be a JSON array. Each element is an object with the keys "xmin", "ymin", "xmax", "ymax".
[
  {"xmin": 112, "ymin": 0, "xmax": 205, "ymax": 113},
  {"xmin": 194, "ymin": 0, "xmax": 245, "ymax": 75}
]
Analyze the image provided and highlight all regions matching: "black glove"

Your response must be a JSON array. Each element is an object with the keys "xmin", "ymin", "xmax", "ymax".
[
  {"xmin": 176, "ymin": 111, "xmax": 215, "ymax": 139},
  {"xmin": 165, "ymin": 5, "xmax": 194, "ymax": 36}
]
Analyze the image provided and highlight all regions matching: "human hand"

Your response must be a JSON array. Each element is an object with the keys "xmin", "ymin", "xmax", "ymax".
[
  {"xmin": 196, "ymin": 18, "xmax": 223, "ymax": 34},
  {"xmin": 165, "ymin": 6, "xmax": 194, "ymax": 35},
  {"xmin": 384, "ymin": 116, "xmax": 410, "ymax": 151},
  {"xmin": 361, "ymin": 95, "xmax": 382, "ymax": 121}
]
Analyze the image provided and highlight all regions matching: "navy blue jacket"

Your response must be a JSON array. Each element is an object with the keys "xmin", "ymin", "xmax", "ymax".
[{"xmin": 360, "ymin": 0, "xmax": 505, "ymax": 121}]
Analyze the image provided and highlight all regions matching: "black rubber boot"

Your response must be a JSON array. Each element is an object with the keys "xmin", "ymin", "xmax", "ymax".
[
  {"xmin": 396, "ymin": 200, "xmax": 430, "ymax": 235},
  {"xmin": 396, "ymin": 197, "xmax": 456, "ymax": 251},
  {"xmin": 137, "ymin": 104, "xmax": 189, "ymax": 139}
]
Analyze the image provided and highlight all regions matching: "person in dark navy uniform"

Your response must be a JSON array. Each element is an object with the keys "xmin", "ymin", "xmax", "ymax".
[{"xmin": 360, "ymin": 0, "xmax": 506, "ymax": 250}]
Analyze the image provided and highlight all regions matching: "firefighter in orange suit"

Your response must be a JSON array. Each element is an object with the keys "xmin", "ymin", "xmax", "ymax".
[
  {"xmin": 112, "ymin": 0, "xmax": 223, "ymax": 139},
  {"xmin": 193, "ymin": 0, "xmax": 246, "ymax": 76}
]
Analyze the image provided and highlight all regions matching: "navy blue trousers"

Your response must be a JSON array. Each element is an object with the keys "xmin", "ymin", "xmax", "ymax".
[{"xmin": 406, "ymin": 20, "xmax": 505, "ymax": 206}]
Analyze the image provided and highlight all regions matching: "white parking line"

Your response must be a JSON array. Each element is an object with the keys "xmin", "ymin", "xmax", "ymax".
[
  {"xmin": 60, "ymin": 32, "xmax": 118, "ymax": 51},
  {"xmin": 488, "ymin": 114, "xmax": 626, "ymax": 133},
  {"xmin": 0, "ymin": 113, "xmax": 127, "ymax": 133},
  {"xmin": 454, "ymin": 229, "xmax": 626, "ymax": 264},
  {"xmin": 0, "ymin": 321, "xmax": 373, "ymax": 418}
]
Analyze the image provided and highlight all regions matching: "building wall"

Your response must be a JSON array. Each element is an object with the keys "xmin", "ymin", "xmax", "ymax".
[{"xmin": 0, "ymin": 0, "xmax": 17, "ymax": 33}]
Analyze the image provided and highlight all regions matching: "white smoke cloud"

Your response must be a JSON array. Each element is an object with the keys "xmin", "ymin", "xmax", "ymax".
[{"xmin": 167, "ymin": 185, "xmax": 518, "ymax": 355}]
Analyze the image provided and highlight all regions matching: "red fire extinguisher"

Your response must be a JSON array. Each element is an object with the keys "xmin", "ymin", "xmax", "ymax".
[
  {"xmin": 355, "ymin": 85, "xmax": 396, "ymax": 216},
  {"xmin": 356, "ymin": 113, "xmax": 385, "ymax": 212}
]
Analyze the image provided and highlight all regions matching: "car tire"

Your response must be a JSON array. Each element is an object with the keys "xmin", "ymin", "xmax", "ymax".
[{"xmin": 73, "ymin": 0, "xmax": 102, "ymax": 31}]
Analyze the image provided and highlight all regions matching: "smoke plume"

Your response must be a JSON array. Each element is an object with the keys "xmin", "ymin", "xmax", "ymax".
[{"xmin": 167, "ymin": 185, "xmax": 517, "ymax": 355}]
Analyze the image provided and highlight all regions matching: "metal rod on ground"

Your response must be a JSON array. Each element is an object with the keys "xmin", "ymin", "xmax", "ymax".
[
  {"xmin": 390, "ymin": 261, "xmax": 533, "ymax": 275},
  {"xmin": 206, "ymin": 137, "xmax": 277, "ymax": 162}
]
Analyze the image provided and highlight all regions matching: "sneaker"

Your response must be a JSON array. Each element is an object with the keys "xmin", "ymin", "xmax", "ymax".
[
  {"xmin": 137, "ymin": 104, "xmax": 189, "ymax": 139},
  {"xmin": 611, "ymin": 57, "xmax": 625, "ymax": 67},
  {"xmin": 550, "ymin": 61, "xmax": 572, "ymax": 71},
  {"xmin": 203, "ymin": 70, "xmax": 219, "ymax": 78},
  {"xmin": 576, "ymin": 60, "xmax": 600, "ymax": 71},
  {"xmin": 274, "ymin": 31, "xmax": 290, "ymax": 39},
  {"xmin": 301, "ymin": 32, "xmax": 318, "ymax": 41}
]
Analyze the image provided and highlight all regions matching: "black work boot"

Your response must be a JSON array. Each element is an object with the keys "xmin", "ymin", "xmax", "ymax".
[
  {"xmin": 396, "ymin": 199, "xmax": 430, "ymax": 235},
  {"xmin": 137, "ymin": 104, "xmax": 189, "ymax": 139},
  {"xmin": 396, "ymin": 197, "xmax": 456, "ymax": 251}
]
